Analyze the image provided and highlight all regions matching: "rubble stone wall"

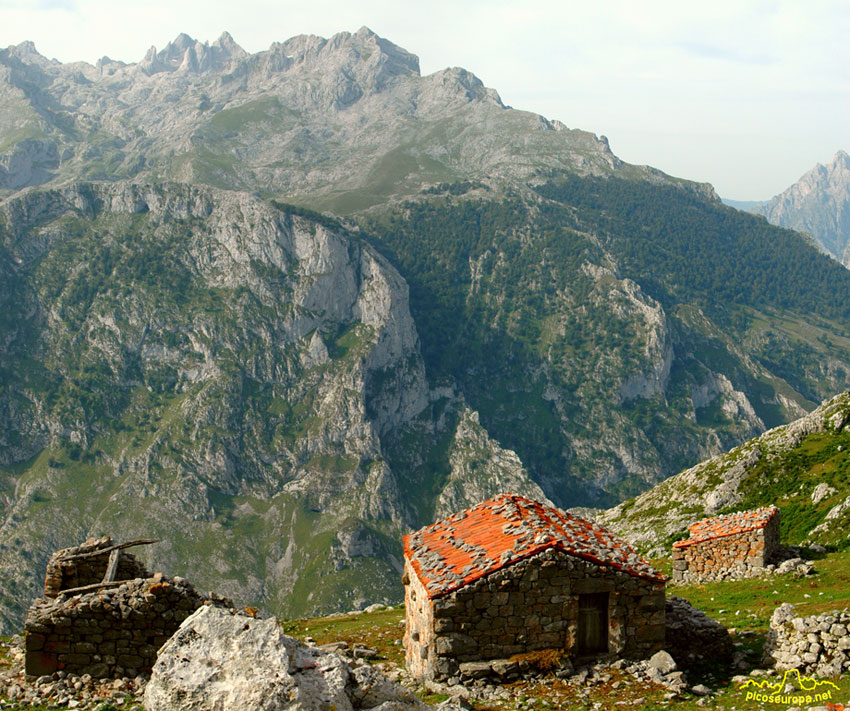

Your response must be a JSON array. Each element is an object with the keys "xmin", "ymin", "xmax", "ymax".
[
  {"xmin": 671, "ymin": 515, "xmax": 780, "ymax": 584},
  {"xmin": 404, "ymin": 548, "xmax": 665, "ymax": 682},
  {"xmin": 763, "ymin": 603, "xmax": 850, "ymax": 678},
  {"xmin": 43, "ymin": 537, "xmax": 150, "ymax": 599},
  {"xmin": 25, "ymin": 573, "xmax": 224, "ymax": 679}
]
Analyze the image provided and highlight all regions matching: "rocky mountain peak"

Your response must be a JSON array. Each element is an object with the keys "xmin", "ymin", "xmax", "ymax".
[
  {"xmin": 277, "ymin": 26, "xmax": 420, "ymax": 92},
  {"xmin": 752, "ymin": 149, "xmax": 850, "ymax": 264},
  {"xmin": 212, "ymin": 31, "xmax": 247, "ymax": 59},
  {"xmin": 831, "ymin": 149, "xmax": 850, "ymax": 167},
  {"xmin": 138, "ymin": 32, "xmax": 247, "ymax": 75},
  {"xmin": 2, "ymin": 40, "xmax": 54, "ymax": 68}
]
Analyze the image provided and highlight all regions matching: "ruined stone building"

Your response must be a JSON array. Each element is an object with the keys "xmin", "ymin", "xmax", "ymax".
[
  {"xmin": 403, "ymin": 493, "xmax": 667, "ymax": 682},
  {"xmin": 25, "ymin": 536, "xmax": 231, "ymax": 678},
  {"xmin": 671, "ymin": 505, "xmax": 780, "ymax": 583}
]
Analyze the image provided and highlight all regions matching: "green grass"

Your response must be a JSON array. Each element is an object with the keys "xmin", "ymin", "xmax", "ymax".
[
  {"xmin": 282, "ymin": 549, "xmax": 850, "ymax": 711},
  {"xmin": 4, "ymin": 551, "xmax": 850, "ymax": 709},
  {"xmin": 0, "ymin": 125, "xmax": 46, "ymax": 153}
]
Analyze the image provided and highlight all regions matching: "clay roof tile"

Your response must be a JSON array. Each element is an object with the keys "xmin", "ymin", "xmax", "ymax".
[
  {"xmin": 402, "ymin": 493, "xmax": 665, "ymax": 598},
  {"xmin": 672, "ymin": 505, "xmax": 779, "ymax": 549}
]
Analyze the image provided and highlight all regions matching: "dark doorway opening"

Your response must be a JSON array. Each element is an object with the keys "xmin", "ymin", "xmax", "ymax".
[{"xmin": 577, "ymin": 592, "xmax": 609, "ymax": 654}]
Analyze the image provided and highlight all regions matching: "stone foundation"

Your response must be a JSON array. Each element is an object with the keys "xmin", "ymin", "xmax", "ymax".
[{"xmin": 404, "ymin": 548, "xmax": 665, "ymax": 682}]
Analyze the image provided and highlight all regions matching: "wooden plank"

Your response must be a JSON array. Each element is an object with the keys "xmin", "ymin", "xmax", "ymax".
[
  {"xmin": 56, "ymin": 579, "xmax": 138, "ymax": 596},
  {"xmin": 59, "ymin": 538, "xmax": 160, "ymax": 561},
  {"xmin": 101, "ymin": 549, "xmax": 121, "ymax": 583}
]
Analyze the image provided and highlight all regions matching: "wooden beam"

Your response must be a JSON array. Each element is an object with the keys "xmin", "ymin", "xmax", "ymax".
[
  {"xmin": 101, "ymin": 549, "xmax": 121, "ymax": 583},
  {"xmin": 59, "ymin": 538, "xmax": 160, "ymax": 562},
  {"xmin": 56, "ymin": 579, "xmax": 139, "ymax": 596}
]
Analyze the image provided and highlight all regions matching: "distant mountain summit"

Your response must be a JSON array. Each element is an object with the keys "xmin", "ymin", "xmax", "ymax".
[
  {"xmin": 0, "ymin": 28, "xmax": 663, "ymax": 212},
  {"xmin": 752, "ymin": 150, "xmax": 850, "ymax": 266}
]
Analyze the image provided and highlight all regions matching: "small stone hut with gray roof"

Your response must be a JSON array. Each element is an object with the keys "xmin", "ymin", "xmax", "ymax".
[
  {"xmin": 671, "ymin": 505, "xmax": 780, "ymax": 584},
  {"xmin": 402, "ymin": 493, "xmax": 667, "ymax": 682}
]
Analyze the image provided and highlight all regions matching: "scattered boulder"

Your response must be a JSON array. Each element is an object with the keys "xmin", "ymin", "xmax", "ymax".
[
  {"xmin": 625, "ymin": 654, "xmax": 687, "ymax": 694},
  {"xmin": 690, "ymin": 683, "xmax": 712, "ymax": 696},
  {"xmin": 647, "ymin": 650, "xmax": 677, "ymax": 675},
  {"xmin": 664, "ymin": 596, "xmax": 733, "ymax": 669},
  {"xmin": 811, "ymin": 483, "xmax": 838, "ymax": 505},
  {"xmin": 144, "ymin": 605, "xmax": 426, "ymax": 711},
  {"xmin": 772, "ymin": 557, "xmax": 815, "ymax": 577}
]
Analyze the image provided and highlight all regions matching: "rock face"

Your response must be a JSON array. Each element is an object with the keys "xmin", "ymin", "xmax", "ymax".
[
  {"xmin": 144, "ymin": 605, "xmax": 426, "ymax": 711},
  {"xmin": 753, "ymin": 150, "xmax": 850, "ymax": 266},
  {"xmin": 763, "ymin": 603, "xmax": 850, "ymax": 677},
  {"xmin": 0, "ymin": 181, "xmax": 546, "ymax": 632}
]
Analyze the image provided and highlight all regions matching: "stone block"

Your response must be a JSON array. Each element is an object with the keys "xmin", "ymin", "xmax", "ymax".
[{"xmin": 459, "ymin": 661, "xmax": 492, "ymax": 679}]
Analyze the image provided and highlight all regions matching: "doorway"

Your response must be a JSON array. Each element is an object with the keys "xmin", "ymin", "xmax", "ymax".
[{"xmin": 577, "ymin": 592, "xmax": 609, "ymax": 654}]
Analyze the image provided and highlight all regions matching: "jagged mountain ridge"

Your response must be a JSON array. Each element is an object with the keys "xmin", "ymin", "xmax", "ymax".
[
  {"xmin": 0, "ymin": 28, "xmax": 700, "ymax": 213},
  {"xmin": 750, "ymin": 150, "xmax": 850, "ymax": 266}
]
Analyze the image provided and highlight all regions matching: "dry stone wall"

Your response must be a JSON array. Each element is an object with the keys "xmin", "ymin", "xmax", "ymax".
[
  {"xmin": 25, "ymin": 537, "xmax": 233, "ymax": 679},
  {"xmin": 763, "ymin": 602, "xmax": 850, "ymax": 678},
  {"xmin": 42, "ymin": 538, "xmax": 150, "ymax": 599},
  {"xmin": 405, "ymin": 548, "xmax": 665, "ymax": 682},
  {"xmin": 25, "ymin": 573, "xmax": 231, "ymax": 679},
  {"xmin": 671, "ymin": 514, "xmax": 780, "ymax": 584}
]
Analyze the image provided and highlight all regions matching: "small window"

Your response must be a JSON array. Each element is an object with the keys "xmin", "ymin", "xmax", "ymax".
[{"xmin": 577, "ymin": 592, "xmax": 608, "ymax": 654}]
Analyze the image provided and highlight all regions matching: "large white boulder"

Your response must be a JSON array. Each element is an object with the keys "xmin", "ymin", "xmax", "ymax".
[{"xmin": 144, "ymin": 606, "xmax": 426, "ymax": 711}]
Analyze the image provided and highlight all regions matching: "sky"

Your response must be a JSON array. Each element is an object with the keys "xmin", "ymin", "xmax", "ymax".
[{"xmin": 1, "ymin": 0, "xmax": 847, "ymax": 200}]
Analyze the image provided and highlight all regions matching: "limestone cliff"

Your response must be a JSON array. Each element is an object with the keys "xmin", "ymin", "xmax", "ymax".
[{"xmin": 0, "ymin": 182, "xmax": 542, "ymax": 632}]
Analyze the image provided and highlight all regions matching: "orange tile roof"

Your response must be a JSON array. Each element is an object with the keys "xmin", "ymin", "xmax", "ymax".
[
  {"xmin": 403, "ymin": 493, "xmax": 665, "ymax": 598},
  {"xmin": 672, "ymin": 505, "xmax": 778, "ymax": 549}
]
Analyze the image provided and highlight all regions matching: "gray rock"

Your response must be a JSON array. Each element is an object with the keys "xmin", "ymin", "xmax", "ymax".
[
  {"xmin": 664, "ymin": 596, "xmax": 733, "ymax": 669},
  {"xmin": 811, "ymin": 483, "xmax": 838, "ymax": 505},
  {"xmin": 144, "ymin": 606, "xmax": 425, "ymax": 711},
  {"xmin": 647, "ymin": 650, "xmax": 677, "ymax": 675}
]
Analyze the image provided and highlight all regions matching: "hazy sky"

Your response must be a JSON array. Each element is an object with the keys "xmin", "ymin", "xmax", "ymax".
[{"xmin": 1, "ymin": 0, "xmax": 847, "ymax": 200}]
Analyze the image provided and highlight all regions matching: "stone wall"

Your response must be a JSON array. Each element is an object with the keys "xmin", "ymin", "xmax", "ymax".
[
  {"xmin": 403, "ymin": 557, "xmax": 436, "ymax": 682},
  {"xmin": 25, "ymin": 537, "xmax": 233, "ymax": 679},
  {"xmin": 671, "ymin": 514, "xmax": 780, "ymax": 584},
  {"xmin": 43, "ymin": 537, "xmax": 150, "ymax": 599},
  {"xmin": 763, "ymin": 602, "xmax": 850, "ymax": 678},
  {"xmin": 404, "ymin": 548, "xmax": 665, "ymax": 682},
  {"xmin": 25, "ymin": 573, "xmax": 230, "ymax": 679}
]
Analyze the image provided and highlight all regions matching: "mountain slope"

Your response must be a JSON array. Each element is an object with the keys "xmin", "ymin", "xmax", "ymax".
[
  {"xmin": 0, "ymin": 182, "xmax": 545, "ymax": 632},
  {"xmin": 598, "ymin": 390, "xmax": 850, "ymax": 555},
  {"xmin": 3, "ymin": 29, "xmax": 850, "ymax": 633},
  {"xmin": 0, "ymin": 28, "xmax": 690, "ymax": 213},
  {"xmin": 362, "ymin": 175, "xmax": 850, "ymax": 504},
  {"xmin": 751, "ymin": 150, "xmax": 850, "ymax": 266}
]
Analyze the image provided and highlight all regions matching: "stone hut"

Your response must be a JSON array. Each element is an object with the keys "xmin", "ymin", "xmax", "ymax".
[
  {"xmin": 671, "ymin": 505, "xmax": 780, "ymax": 583},
  {"xmin": 25, "ymin": 536, "xmax": 232, "ymax": 678},
  {"xmin": 402, "ymin": 493, "xmax": 667, "ymax": 683}
]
